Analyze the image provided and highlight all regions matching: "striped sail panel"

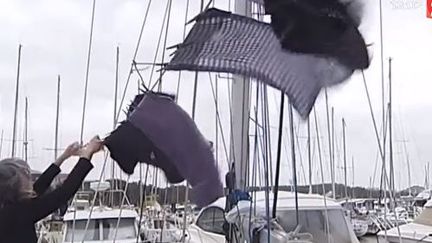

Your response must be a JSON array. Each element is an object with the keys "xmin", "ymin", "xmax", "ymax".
[{"xmin": 166, "ymin": 8, "xmax": 352, "ymax": 118}]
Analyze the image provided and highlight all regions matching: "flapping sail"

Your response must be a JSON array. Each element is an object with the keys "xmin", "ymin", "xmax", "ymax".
[
  {"xmin": 166, "ymin": 8, "xmax": 354, "ymax": 117},
  {"xmin": 105, "ymin": 92, "xmax": 223, "ymax": 207},
  {"xmin": 262, "ymin": 0, "xmax": 369, "ymax": 70}
]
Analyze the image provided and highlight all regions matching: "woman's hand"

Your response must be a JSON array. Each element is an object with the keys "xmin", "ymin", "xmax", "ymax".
[
  {"xmin": 79, "ymin": 136, "xmax": 104, "ymax": 160},
  {"xmin": 55, "ymin": 142, "xmax": 82, "ymax": 167}
]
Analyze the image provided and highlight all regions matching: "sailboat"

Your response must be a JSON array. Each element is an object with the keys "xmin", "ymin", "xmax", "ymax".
[
  {"xmin": 62, "ymin": 181, "xmax": 140, "ymax": 243},
  {"xmin": 378, "ymin": 199, "xmax": 432, "ymax": 242},
  {"xmin": 187, "ymin": 191, "xmax": 359, "ymax": 243}
]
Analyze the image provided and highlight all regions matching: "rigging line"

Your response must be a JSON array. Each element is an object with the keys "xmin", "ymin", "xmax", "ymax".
[
  {"xmin": 80, "ymin": 152, "xmax": 111, "ymax": 243},
  {"xmin": 157, "ymin": 0, "xmax": 173, "ymax": 91},
  {"xmin": 324, "ymin": 89, "xmax": 335, "ymax": 199},
  {"xmin": 264, "ymin": 88, "xmax": 273, "ymax": 190},
  {"xmin": 215, "ymin": 75, "xmax": 219, "ymax": 168},
  {"xmin": 132, "ymin": 61, "xmax": 148, "ymax": 91},
  {"xmin": 379, "ymin": 106, "xmax": 389, "ymax": 201},
  {"xmin": 113, "ymin": 176, "xmax": 131, "ymax": 243},
  {"xmin": 260, "ymin": 84, "xmax": 271, "ymax": 243},
  {"xmin": 136, "ymin": 165, "xmax": 150, "ymax": 243},
  {"xmin": 362, "ymin": 71, "xmax": 390, "ymax": 200},
  {"xmin": 182, "ymin": 2, "xmax": 206, "ymax": 239},
  {"xmin": 175, "ymin": 0, "xmax": 191, "ymax": 101},
  {"xmin": 148, "ymin": 0, "xmax": 170, "ymax": 89},
  {"xmin": 79, "ymin": 0, "xmax": 97, "ymax": 144},
  {"xmin": 272, "ymin": 92, "xmax": 285, "ymax": 219},
  {"xmin": 209, "ymin": 74, "xmax": 230, "ymax": 167},
  {"xmin": 248, "ymin": 84, "xmax": 260, "ymax": 240},
  {"xmin": 115, "ymin": 0, "xmax": 153, "ymax": 123},
  {"xmin": 149, "ymin": 69, "xmax": 167, "ymax": 91},
  {"xmin": 288, "ymin": 102, "xmax": 301, "ymax": 226},
  {"xmin": 313, "ymin": 109, "xmax": 331, "ymax": 243},
  {"xmin": 293, "ymin": 126, "xmax": 307, "ymax": 185},
  {"xmin": 371, "ymin": 122, "xmax": 385, "ymax": 189}
]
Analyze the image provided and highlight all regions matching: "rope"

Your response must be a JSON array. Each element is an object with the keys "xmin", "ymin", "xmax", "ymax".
[
  {"xmin": 115, "ymin": 0, "xmax": 153, "ymax": 124},
  {"xmin": 362, "ymin": 71, "xmax": 402, "ymax": 240},
  {"xmin": 113, "ymin": 176, "xmax": 131, "ymax": 243},
  {"xmin": 209, "ymin": 74, "xmax": 230, "ymax": 167},
  {"xmin": 79, "ymin": 0, "xmax": 97, "ymax": 144},
  {"xmin": 72, "ymin": 1, "xmax": 97, "ymax": 241},
  {"xmin": 80, "ymin": 152, "xmax": 110, "ymax": 243},
  {"xmin": 175, "ymin": 0, "xmax": 191, "ymax": 101},
  {"xmin": 136, "ymin": 165, "xmax": 150, "ymax": 243},
  {"xmin": 157, "ymin": 0, "xmax": 173, "ymax": 91},
  {"xmin": 147, "ymin": 0, "xmax": 171, "ymax": 89}
]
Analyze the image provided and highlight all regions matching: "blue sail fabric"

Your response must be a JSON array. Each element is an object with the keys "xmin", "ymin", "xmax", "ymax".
[
  {"xmin": 105, "ymin": 93, "xmax": 223, "ymax": 207},
  {"xmin": 165, "ymin": 8, "xmax": 355, "ymax": 118}
]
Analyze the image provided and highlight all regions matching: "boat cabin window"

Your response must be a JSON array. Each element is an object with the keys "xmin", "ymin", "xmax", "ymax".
[
  {"xmin": 102, "ymin": 218, "xmax": 137, "ymax": 240},
  {"xmin": 65, "ymin": 219, "xmax": 99, "ymax": 241},
  {"xmin": 196, "ymin": 207, "xmax": 226, "ymax": 235},
  {"xmin": 277, "ymin": 209, "xmax": 352, "ymax": 243},
  {"xmin": 65, "ymin": 218, "xmax": 137, "ymax": 242},
  {"xmin": 414, "ymin": 208, "xmax": 432, "ymax": 226}
]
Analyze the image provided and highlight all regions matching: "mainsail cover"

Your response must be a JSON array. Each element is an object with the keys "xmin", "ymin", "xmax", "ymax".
[{"xmin": 165, "ymin": 8, "xmax": 354, "ymax": 118}]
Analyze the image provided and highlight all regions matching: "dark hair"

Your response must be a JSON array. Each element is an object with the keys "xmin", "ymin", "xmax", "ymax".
[{"xmin": 0, "ymin": 158, "xmax": 35, "ymax": 209}]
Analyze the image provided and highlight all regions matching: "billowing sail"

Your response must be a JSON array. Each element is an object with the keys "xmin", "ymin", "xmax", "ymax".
[
  {"xmin": 166, "ymin": 8, "xmax": 356, "ymax": 117},
  {"xmin": 105, "ymin": 93, "xmax": 224, "ymax": 207}
]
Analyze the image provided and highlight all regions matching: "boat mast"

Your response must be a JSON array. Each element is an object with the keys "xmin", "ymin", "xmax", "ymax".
[
  {"xmin": 352, "ymin": 157, "xmax": 355, "ymax": 198},
  {"xmin": 54, "ymin": 76, "xmax": 61, "ymax": 160},
  {"xmin": 388, "ymin": 57, "xmax": 395, "ymax": 195},
  {"xmin": 307, "ymin": 117, "xmax": 312, "ymax": 193},
  {"xmin": 342, "ymin": 118, "xmax": 348, "ymax": 201},
  {"xmin": 11, "ymin": 44, "xmax": 22, "ymax": 158},
  {"xmin": 231, "ymin": 0, "xmax": 251, "ymax": 190},
  {"xmin": 23, "ymin": 97, "xmax": 28, "ymax": 161},
  {"xmin": 113, "ymin": 46, "xmax": 119, "ymax": 196},
  {"xmin": 273, "ymin": 93, "xmax": 285, "ymax": 218},
  {"xmin": 325, "ymin": 90, "xmax": 335, "ymax": 199},
  {"xmin": 331, "ymin": 107, "xmax": 335, "ymax": 196}
]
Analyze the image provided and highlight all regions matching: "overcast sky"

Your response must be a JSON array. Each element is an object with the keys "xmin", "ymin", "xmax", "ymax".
[{"xmin": 0, "ymin": 0, "xmax": 431, "ymax": 190}]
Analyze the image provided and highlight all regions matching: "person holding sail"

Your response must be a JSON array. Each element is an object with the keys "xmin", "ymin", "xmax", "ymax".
[{"xmin": 0, "ymin": 136, "xmax": 103, "ymax": 243}]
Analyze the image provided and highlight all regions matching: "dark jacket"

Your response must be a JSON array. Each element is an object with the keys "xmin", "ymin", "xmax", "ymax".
[{"xmin": 0, "ymin": 158, "xmax": 93, "ymax": 243}]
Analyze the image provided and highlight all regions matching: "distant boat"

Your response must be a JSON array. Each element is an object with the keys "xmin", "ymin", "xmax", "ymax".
[{"xmin": 378, "ymin": 199, "xmax": 432, "ymax": 242}]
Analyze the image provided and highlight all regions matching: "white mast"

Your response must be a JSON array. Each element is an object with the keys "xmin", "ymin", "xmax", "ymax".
[
  {"xmin": 54, "ymin": 76, "xmax": 61, "ymax": 160},
  {"xmin": 11, "ymin": 44, "xmax": 22, "ymax": 158},
  {"xmin": 342, "ymin": 118, "xmax": 348, "ymax": 201},
  {"xmin": 308, "ymin": 117, "xmax": 312, "ymax": 193},
  {"xmin": 23, "ymin": 97, "xmax": 28, "ymax": 161},
  {"xmin": 231, "ymin": 0, "xmax": 252, "ymax": 190}
]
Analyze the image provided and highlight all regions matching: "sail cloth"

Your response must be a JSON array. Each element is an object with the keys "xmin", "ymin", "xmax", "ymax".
[
  {"xmin": 261, "ymin": 0, "xmax": 369, "ymax": 70},
  {"xmin": 165, "ymin": 8, "xmax": 357, "ymax": 118},
  {"xmin": 105, "ymin": 93, "xmax": 224, "ymax": 207}
]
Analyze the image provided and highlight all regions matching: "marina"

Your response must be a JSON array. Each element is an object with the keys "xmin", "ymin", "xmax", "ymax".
[{"xmin": 1, "ymin": 0, "xmax": 431, "ymax": 242}]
